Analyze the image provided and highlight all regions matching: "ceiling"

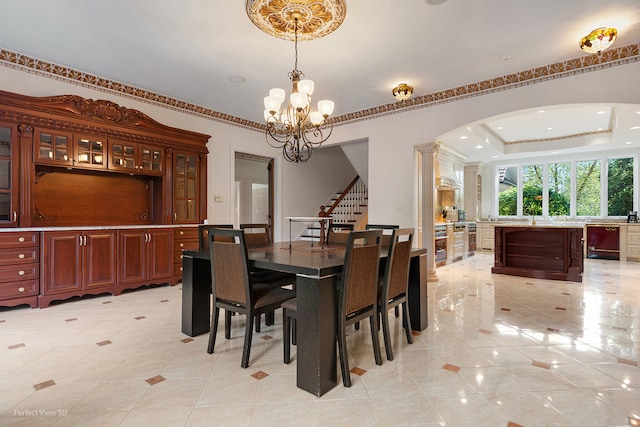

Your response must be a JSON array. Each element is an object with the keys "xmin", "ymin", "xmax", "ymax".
[{"xmin": 1, "ymin": 0, "xmax": 639, "ymax": 163}]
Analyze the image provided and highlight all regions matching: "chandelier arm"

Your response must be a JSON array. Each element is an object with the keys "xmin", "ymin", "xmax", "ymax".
[
  {"xmin": 265, "ymin": 123, "xmax": 294, "ymax": 147},
  {"xmin": 300, "ymin": 121, "xmax": 333, "ymax": 147}
]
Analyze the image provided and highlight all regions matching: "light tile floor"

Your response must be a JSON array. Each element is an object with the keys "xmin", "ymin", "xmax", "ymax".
[{"xmin": 1, "ymin": 253, "xmax": 639, "ymax": 426}]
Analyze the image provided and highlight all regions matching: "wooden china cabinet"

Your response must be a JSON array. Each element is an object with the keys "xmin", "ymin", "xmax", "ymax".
[{"xmin": 0, "ymin": 89, "xmax": 210, "ymax": 308}]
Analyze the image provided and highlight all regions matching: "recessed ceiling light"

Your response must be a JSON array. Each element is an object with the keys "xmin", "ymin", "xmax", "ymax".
[
  {"xmin": 597, "ymin": 128, "xmax": 604, "ymax": 131},
  {"xmin": 547, "ymin": 127, "xmax": 553, "ymax": 130},
  {"xmin": 228, "ymin": 75, "xmax": 247, "ymax": 83},
  {"xmin": 497, "ymin": 126, "xmax": 504, "ymax": 130},
  {"xmin": 476, "ymin": 145, "xmax": 483, "ymax": 149},
  {"xmin": 597, "ymin": 111, "xmax": 606, "ymax": 114},
  {"xmin": 459, "ymin": 135, "xmax": 468, "ymax": 140},
  {"xmin": 631, "ymin": 126, "xmax": 640, "ymax": 130},
  {"xmin": 501, "ymin": 55, "xmax": 512, "ymax": 61},
  {"xmin": 492, "ymin": 155, "xmax": 499, "ymax": 158},
  {"xmin": 552, "ymin": 151, "xmax": 560, "ymax": 154},
  {"xmin": 625, "ymin": 141, "xmax": 632, "ymax": 145},
  {"xmin": 537, "ymin": 110, "xmax": 545, "ymax": 113}
]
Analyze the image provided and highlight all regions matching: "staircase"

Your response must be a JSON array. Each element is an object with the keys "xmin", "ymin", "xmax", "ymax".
[{"xmin": 300, "ymin": 176, "xmax": 368, "ymax": 243}]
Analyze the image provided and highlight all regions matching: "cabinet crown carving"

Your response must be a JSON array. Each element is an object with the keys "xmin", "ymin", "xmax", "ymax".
[{"xmin": 48, "ymin": 95, "xmax": 157, "ymax": 126}]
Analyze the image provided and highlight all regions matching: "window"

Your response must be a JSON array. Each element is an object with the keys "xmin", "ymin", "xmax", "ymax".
[
  {"xmin": 495, "ymin": 156, "xmax": 636, "ymax": 218},
  {"xmin": 576, "ymin": 160, "xmax": 600, "ymax": 216},
  {"xmin": 607, "ymin": 157, "xmax": 634, "ymax": 216},
  {"xmin": 548, "ymin": 162, "xmax": 570, "ymax": 216},
  {"xmin": 497, "ymin": 166, "xmax": 518, "ymax": 216},
  {"xmin": 522, "ymin": 164, "xmax": 542, "ymax": 216}
]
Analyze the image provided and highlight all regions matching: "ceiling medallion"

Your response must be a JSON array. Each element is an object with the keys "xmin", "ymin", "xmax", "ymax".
[{"xmin": 246, "ymin": 0, "xmax": 347, "ymax": 41}]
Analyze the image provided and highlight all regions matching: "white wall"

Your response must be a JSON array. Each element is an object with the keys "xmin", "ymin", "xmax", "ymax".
[{"xmin": 2, "ymin": 60, "xmax": 639, "ymax": 248}]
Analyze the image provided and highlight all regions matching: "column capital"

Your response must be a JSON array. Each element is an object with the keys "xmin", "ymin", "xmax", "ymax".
[{"xmin": 415, "ymin": 141, "xmax": 440, "ymax": 155}]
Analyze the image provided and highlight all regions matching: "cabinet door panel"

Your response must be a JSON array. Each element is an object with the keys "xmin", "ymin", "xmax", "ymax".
[
  {"xmin": 42, "ymin": 232, "xmax": 82, "ymax": 294},
  {"xmin": 84, "ymin": 231, "xmax": 116, "ymax": 288},
  {"xmin": 147, "ymin": 229, "xmax": 173, "ymax": 281},
  {"xmin": 118, "ymin": 230, "xmax": 145, "ymax": 285}
]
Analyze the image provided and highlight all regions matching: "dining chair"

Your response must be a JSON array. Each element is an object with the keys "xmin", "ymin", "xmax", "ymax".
[
  {"xmin": 282, "ymin": 229, "xmax": 384, "ymax": 384},
  {"xmin": 240, "ymin": 223, "xmax": 296, "ymax": 329},
  {"xmin": 326, "ymin": 221, "xmax": 354, "ymax": 245},
  {"xmin": 207, "ymin": 228, "xmax": 295, "ymax": 368},
  {"xmin": 365, "ymin": 224, "xmax": 400, "ymax": 317},
  {"xmin": 198, "ymin": 224, "xmax": 234, "ymax": 251},
  {"xmin": 378, "ymin": 228, "xmax": 414, "ymax": 361},
  {"xmin": 338, "ymin": 229, "xmax": 384, "ymax": 386}
]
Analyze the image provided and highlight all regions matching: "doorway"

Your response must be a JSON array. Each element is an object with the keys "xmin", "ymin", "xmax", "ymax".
[{"xmin": 234, "ymin": 152, "xmax": 275, "ymax": 240}]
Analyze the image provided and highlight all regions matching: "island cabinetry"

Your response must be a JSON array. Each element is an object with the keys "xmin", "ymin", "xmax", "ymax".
[
  {"xmin": 0, "ymin": 231, "xmax": 39, "ymax": 308},
  {"xmin": 117, "ymin": 228, "xmax": 174, "ymax": 290},
  {"xmin": 40, "ymin": 230, "xmax": 116, "ymax": 307},
  {"xmin": 173, "ymin": 226, "xmax": 199, "ymax": 280},
  {"xmin": 492, "ymin": 226, "xmax": 583, "ymax": 282}
]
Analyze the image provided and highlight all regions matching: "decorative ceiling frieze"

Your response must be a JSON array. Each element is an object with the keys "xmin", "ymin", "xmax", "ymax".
[{"xmin": 1, "ymin": 43, "xmax": 638, "ymax": 132}]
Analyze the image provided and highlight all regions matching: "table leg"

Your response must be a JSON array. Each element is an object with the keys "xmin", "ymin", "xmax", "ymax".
[
  {"xmin": 295, "ymin": 274, "xmax": 338, "ymax": 396},
  {"xmin": 181, "ymin": 254, "xmax": 212, "ymax": 337},
  {"xmin": 408, "ymin": 253, "xmax": 428, "ymax": 331}
]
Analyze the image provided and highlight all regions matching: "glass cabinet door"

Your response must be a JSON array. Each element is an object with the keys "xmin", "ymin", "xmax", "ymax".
[
  {"xmin": 174, "ymin": 153, "xmax": 198, "ymax": 223},
  {"xmin": 109, "ymin": 141, "xmax": 136, "ymax": 172},
  {"xmin": 139, "ymin": 145, "xmax": 163, "ymax": 175},
  {"xmin": 75, "ymin": 135, "xmax": 106, "ymax": 169},
  {"xmin": 0, "ymin": 124, "xmax": 18, "ymax": 225},
  {"xmin": 35, "ymin": 130, "xmax": 73, "ymax": 166}
]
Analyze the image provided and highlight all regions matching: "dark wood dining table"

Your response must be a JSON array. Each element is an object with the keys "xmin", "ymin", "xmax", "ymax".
[{"xmin": 181, "ymin": 241, "xmax": 427, "ymax": 397}]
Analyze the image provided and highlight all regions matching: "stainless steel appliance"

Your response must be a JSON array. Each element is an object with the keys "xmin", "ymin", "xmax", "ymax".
[
  {"xmin": 467, "ymin": 222, "xmax": 476, "ymax": 255},
  {"xmin": 435, "ymin": 224, "xmax": 447, "ymax": 265}
]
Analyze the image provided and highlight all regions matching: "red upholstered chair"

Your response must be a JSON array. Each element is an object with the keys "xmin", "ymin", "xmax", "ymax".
[{"xmin": 207, "ymin": 228, "xmax": 295, "ymax": 368}]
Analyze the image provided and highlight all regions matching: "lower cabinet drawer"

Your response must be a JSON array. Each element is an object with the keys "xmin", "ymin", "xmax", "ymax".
[
  {"xmin": 0, "ymin": 247, "xmax": 39, "ymax": 265},
  {"xmin": 628, "ymin": 232, "xmax": 640, "ymax": 245},
  {"xmin": 0, "ymin": 263, "xmax": 39, "ymax": 282},
  {"xmin": 0, "ymin": 279, "xmax": 39, "ymax": 299},
  {"xmin": 628, "ymin": 245, "xmax": 640, "ymax": 258}
]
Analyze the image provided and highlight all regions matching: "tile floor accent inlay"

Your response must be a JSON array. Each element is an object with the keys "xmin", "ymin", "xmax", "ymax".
[
  {"xmin": 33, "ymin": 380, "xmax": 55, "ymax": 391},
  {"xmin": 532, "ymin": 360, "xmax": 551, "ymax": 369},
  {"xmin": 507, "ymin": 422, "xmax": 525, "ymax": 427},
  {"xmin": 251, "ymin": 371, "xmax": 269, "ymax": 380},
  {"xmin": 501, "ymin": 307, "xmax": 511, "ymax": 311},
  {"xmin": 547, "ymin": 327, "xmax": 560, "ymax": 332},
  {"xmin": 555, "ymin": 306, "xmax": 567, "ymax": 310},
  {"xmin": 96, "ymin": 340, "xmax": 112, "ymax": 346},
  {"xmin": 260, "ymin": 335, "xmax": 273, "ymax": 341},
  {"xmin": 442, "ymin": 363, "xmax": 461, "ymax": 373},
  {"xmin": 134, "ymin": 316, "xmax": 146, "ymax": 320},
  {"xmin": 8, "ymin": 343, "xmax": 25, "ymax": 350},
  {"xmin": 65, "ymin": 317, "xmax": 78, "ymax": 322},
  {"xmin": 180, "ymin": 337, "xmax": 194, "ymax": 343},
  {"xmin": 350, "ymin": 367, "xmax": 367, "ymax": 376},
  {"xmin": 617, "ymin": 358, "xmax": 638, "ymax": 367},
  {"xmin": 102, "ymin": 301, "xmax": 112, "ymax": 304},
  {"xmin": 160, "ymin": 299, "xmax": 169, "ymax": 302},
  {"xmin": 145, "ymin": 375, "xmax": 166, "ymax": 385},
  {"xmin": 479, "ymin": 329, "xmax": 492, "ymax": 334}
]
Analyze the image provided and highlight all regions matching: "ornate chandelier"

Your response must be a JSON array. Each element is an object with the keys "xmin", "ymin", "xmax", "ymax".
[{"xmin": 247, "ymin": 0, "xmax": 346, "ymax": 163}]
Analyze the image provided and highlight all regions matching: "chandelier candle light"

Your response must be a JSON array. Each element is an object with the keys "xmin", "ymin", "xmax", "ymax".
[{"xmin": 247, "ymin": 0, "xmax": 346, "ymax": 163}]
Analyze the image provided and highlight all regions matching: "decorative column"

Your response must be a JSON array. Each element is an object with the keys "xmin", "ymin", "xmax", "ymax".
[{"xmin": 416, "ymin": 141, "xmax": 440, "ymax": 283}]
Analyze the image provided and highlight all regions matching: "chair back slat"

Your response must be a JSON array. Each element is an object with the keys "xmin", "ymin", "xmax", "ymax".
[
  {"xmin": 199, "ymin": 224, "xmax": 233, "ymax": 251},
  {"xmin": 384, "ymin": 228, "xmax": 414, "ymax": 300},
  {"xmin": 210, "ymin": 229, "xmax": 250, "ymax": 306},
  {"xmin": 240, "ymin": 223, "xmax": 271, "ymax": 248},
  {"xmin": 341, "ymin": 229, "xmax": 382, "ymax": 315}
]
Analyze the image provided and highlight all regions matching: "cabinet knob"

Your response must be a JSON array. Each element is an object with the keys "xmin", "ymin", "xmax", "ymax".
[
  {"xmin": 18, "ymin": 237, "xmax": 25, "ymax": 242},
  {"xmin": 18, "ymin": 270, "xmax": 25, "ymax": 276},
  {"xmin": 180, "ymin": 231, "xmax": 184, "ymax": 236},
  {"xmin": 18, "ymin": 287, "xmax": 25, "ymax": 293},
  {"xmin": 180, "ymin": 243, "xmax": 184, "ymax": 247},
  {"xmin": 18, "ymin": 253, "xmax": 25, "ymax": 259}
]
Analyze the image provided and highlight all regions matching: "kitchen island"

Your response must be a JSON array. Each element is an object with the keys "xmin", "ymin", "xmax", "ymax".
[{"xmin": 492, "ymin": 225, "xmax": 583, "ymax": 282}]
